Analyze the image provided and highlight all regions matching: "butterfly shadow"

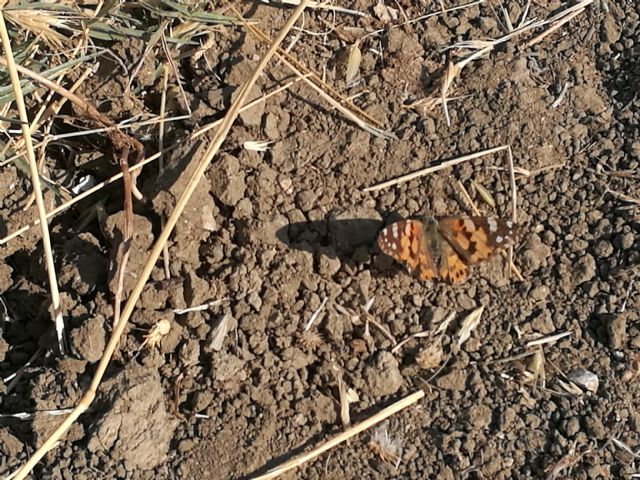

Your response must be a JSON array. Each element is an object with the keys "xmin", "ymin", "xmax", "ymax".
[{"xmin": 276, "ymin": 217, "xmax": 389, "ymax": 266}]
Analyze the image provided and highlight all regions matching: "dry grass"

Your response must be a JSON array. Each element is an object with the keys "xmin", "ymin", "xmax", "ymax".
[
  {"xmin": 0, "ymin": 12, "xmax": 66, "ymax": 355},
  {"xmin": 7, "ymin": 2, "xmax": 309, "ymax": 478},
  {"xmin": 0, "ymin": 0, "xmax": 603, "ymax": 478},
  {"xmin": 251, "ymin": 390, "xmax": 424, "ymax": 480}
]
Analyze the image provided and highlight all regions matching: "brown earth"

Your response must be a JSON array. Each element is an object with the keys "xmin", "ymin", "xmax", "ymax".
[{"xmin": 1, "ymin": 1, "xmax": 639, "ymax": 479}]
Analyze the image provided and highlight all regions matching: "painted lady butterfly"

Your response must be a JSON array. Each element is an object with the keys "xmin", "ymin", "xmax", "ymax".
[{"xmin": 377, "ymin": 216, "xmax": 521, "ymax": 284}]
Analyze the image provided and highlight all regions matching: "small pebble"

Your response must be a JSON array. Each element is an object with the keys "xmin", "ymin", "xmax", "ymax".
[{"xmin": 567, "ymin": 368, "xmax": 599, "ymax": 393}]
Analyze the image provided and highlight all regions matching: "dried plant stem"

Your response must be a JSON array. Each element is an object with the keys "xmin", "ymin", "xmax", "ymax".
[
  {"xmin": 1, "ymin": 76, "xmax": 304, "ymax": 246},
  {"xmin": 506, "ymin": 145, "xmax": 523, "ymax": 281},
  {"xmin": 258, "ymin": 0, "xmax": 365, "ymax": 17},
  {"xmin": 193, "ymin": 74, "xmax": 309, "ymax": 138},
  {"xmin": 9, "ymin": 3, "xmax": 310, "ymax": 478},
  {"xmin": 159, "ymin": 65, "xmax": 171, "ymax": 280},
  {"xmin": 526, "ymin": 331, "xmax": 572, "ymax": 348},
  {"xmin": 363, "ymin": 145, "xmax": 509, "ymax": 192},
  {"xmin": 0, "ymin": 12, "xmax": 66, "ymax": 354},
  {"xmin": 525, "ymin": 1, "xmax": 591, "ymax": 47},
  {"xmin": 0, "ymin": 155, "xmax": 156, "ymax": 246},
  {"xmin": 251, "ymin": 390, "xmax": 424, "ymax": 480},
  {"xmin": 456, "ymin": 180, "xmax": 481, "ymax": 215},
  {"xmin": 236, "ymin": 10, "xmax": 395, "ymax": 139}
]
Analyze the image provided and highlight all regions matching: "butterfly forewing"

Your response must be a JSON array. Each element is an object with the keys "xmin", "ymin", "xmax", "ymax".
[
  {"xmin": 438, "ymin": 216, "xmax": 520, "ymax": 265},
  {"xmin": 377, "ymin": 220, "xmax": 437, "ymax": 280}
]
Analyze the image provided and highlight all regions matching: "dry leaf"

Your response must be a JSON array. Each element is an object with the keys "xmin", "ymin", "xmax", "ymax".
[
  {"xmin": 373, "ymin": 1, "xmax": 398, "ymax": 24},
  {"xmin": 457, "ymin": 305, "xmax": 485, "ymax": 347},
  {"xmin": 243, "ymin": 140, "xmax": 274, "ymax": 152},
  {"xmin": 210, "ymin": 310, "xmax": 236, "ymax": 351},
  {"xmin": 345, "ymin": 41, "xmax": 362, "ymax": 85},
  {"xmin": 346, "ymin": 388, "xmax": 360, "ymax": 403},
  {"xmin": 527, "ymin": 349, "xmax": 545, "ymax": 386},
  {"xmin": 472, "ymin": 180, "xmax": 496, "ymax": 208}
]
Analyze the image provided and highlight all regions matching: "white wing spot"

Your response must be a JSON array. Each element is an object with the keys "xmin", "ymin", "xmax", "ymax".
[
  {"xmin": 392, "ymin": 224, "xmax": 399, "ymax": 238},
  {"xmin": 496, "ymin": 235, "xmax": 504, "ymax": 244},
  {"xmin": 488, "ymin": 218, "xmax": 498, "ymax": 232},
  {"xmin": 506, "ymin": 221, "xmax": 513, "ymax": 228}
]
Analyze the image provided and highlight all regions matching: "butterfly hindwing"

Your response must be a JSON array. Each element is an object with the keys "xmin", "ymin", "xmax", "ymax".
[{"xmin": 439, "ymin": 242, "xmax": 470, "ymax": 284}]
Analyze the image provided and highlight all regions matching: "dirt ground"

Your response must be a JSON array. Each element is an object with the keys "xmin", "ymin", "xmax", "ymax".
[{"xmin": 1, "ymin": 0, "xmax": 639, "ymax": 479}]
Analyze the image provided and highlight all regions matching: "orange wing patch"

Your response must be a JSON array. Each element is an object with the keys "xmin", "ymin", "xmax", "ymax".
[
  {"xmin": 438, "ymin": 242, "xmax": 470, "ymax": 284},
  {"xmin": 439, "ymin": 216, "xmax": 518, "ymax": 265},
  {"xmin": 378, "ymin": 220, "xmax": 438, "ymax": 281},
  {"xmin": 417, "ymin": 251, "xmax": 438, "ymax": 280},
  {"xmin": 378, "ymin": 216, "xmax": 520, "ymax": 284}
]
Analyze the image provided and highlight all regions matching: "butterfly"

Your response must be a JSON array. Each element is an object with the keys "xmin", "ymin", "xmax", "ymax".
[{"xmin": 377, "ymin": 216, "xmax": 521, "ymax": 284}]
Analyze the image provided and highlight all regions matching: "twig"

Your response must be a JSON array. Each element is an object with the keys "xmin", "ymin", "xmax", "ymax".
[
  {"xmin": 9, "ymin": 3, "xmax": 310, "ymax": 478},
  {"xmin": 4, "ymin": 348, "xmax": 44, "ymax": 394},
  {"xmin": 456, "ymin": 180, "xmax": 481, "ymax": 215},
  {"xmin": 159, "ymin": 65, "xmax": 171, "ymax": 280},
  {"xmin": 367, "ymin": 315, "xmax": 397, "ymax": 345},
  {"xmin": 605, "ymin": 188, "xmax": 640, "ymax": 206},
  {"xmin": 364, "ymin": 0, "xmax": 485, "ymax": 38},
  {"xmin": 526, "ymin": 331, "xmax": 572, "ymax": 348},
  {"xmin": 0, "ymin": 155, "xmax": 156, "ymax": 245},
  {"xmin": 506, "ymin": 145, "xmax": 523, "ymax": 281},
  {"xmin": 236, "ymin": 11, "xmax": 395, "ymax": 139},
  {"xmin": 0, "ymin": 12, "xmax": 66, "ymax": 354},
  {"xmin": 192, "ymin": 74, "xmax": 310, "ymax": 139},
  {"xmin": 305, "ymin": 297, "xmax": 328, "ymax": 331},
  {"xmin": 173, "ymin": 297, "xmax": 229, "ymax": 314},
  {"xmin": 251, "ymin": 390, "xmax": 424, "ymax": 479},
  {"xmin": 332, "ymin": 363, "xmax": 350, "ymax": 428},
  {"xmin": 1, "ymin": 76, "xmax": 306, "ymax": 245},
  {"xmin": 525, "ymin": 1, "xmax": 592, "ymax": 48},
  {"xmin": 551, "ymin": 82, "xmax": 570, "ymax": 108},
  {"xmin": 257, "ymin": 0, "xmax": 366, "ymax": 17},
  {"xmin": 363, "ymin": 145, "xmax": 509, "ymax": 192},
  {"xmin": 391, "ymin": 330, "xmax": 430, "ymax": 354}
]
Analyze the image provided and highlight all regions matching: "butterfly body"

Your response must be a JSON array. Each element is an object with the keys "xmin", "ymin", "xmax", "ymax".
[{"xmin": 377, "ymin": 216, "xmax": 521, "ymax": 284}]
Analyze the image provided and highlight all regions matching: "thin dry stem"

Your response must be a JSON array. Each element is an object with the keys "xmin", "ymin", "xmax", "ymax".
[
  {"xmin": 0, "ymin": 11, "xmax": 66, "ymax": 354},
  {"xmin": 391, "ymin": 330, "xmax": 430, "ymax": 354},
  {"xmin": 193, "ymin": 74, "xmax": 309, "ymax": 138},
  {"xmin": 363, "ymin": 145, "xmax": 509, "ymax": 192},
  {"xmin": 506, "ymin": 145, "xmax": 523, "ymax": 281},
  {"xmin": 525, "ymin": 2, "xmax": 591, "ymax": 47},
  {"xmin": 412, "ymin": 0, "xmax": 593, "ymax": 117},
  {"xmin": 159, "ymin": 65, "xmax": 171, "ymax": 280},
  {"xmin": 333, "ymin": 364, "xmax": 351, "ymax": 428},
  {"xmin": 0, "ymin": 155, "xmax": 156, "ymax": 245},
  {"xmin": 236, "ymin": 10, "xmax": 395, "ymax": 139},
  {"xmin": 364, "ymin": 0, "xmax": 485, "ymax": 38},
  {"xmin": 251, "ymin": 390, "xmax": 424, "ymax": 479},
  {"xmin": 9, "ymin": 3, "xmax": 310, "ymax": 478},
  {"xmin": 259, "ymin": 0, "xmax": 365, "ymax": 17},
  {"xmin": 456, "ymin": 180, "xmax": 481, "ymax": 215},
  {"xmin": 2, "ymin": 76, "xmax": 305, "ymax": 245},
  {"xmin": 367, "ymin": 314, "xmax": 397, "ymax": 345},
  {"xmin": 526, "ymin": 331, "xmax": 572, "ymax": 348}
]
